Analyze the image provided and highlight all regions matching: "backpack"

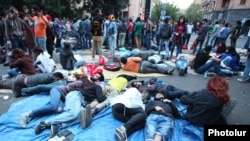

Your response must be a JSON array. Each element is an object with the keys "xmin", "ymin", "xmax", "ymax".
[
  {"xmin": 160, "ymin": 24, "xmax": 172, "ymax": 39},
  {"xmin": 92, "ymin": 19, "xmax": 101, "ymax": 35},
  {"xmin": 108, "ymin": 22, "xmax": 115, "ymax": 36},
  {"xmin": 104, "ymin": 63, "xmax": 121, "ymax": 71}
]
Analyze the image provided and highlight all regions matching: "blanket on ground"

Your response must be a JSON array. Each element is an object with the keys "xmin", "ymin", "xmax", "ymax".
[{"xmin": 0, "ymin": 94, "xmax": 204, "ymax": 141}]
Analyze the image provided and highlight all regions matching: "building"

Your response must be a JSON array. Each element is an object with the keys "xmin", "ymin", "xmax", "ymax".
[
  {"xmin": 121, "ymin": 0, "xmax": 160, "ymax": 21},
  {"xmin": 199, "ymin": 0, "xmax": 250, "ymax": 25}
]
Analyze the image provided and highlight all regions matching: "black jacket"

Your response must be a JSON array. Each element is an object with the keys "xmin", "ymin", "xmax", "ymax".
[{"xmin": 180, "ymin": 89, "xmax": 226, "ymax": 126}]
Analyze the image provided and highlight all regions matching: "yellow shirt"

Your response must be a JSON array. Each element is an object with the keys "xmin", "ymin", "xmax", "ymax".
[{"xmin": 108, "ymin": 77, "xmax": 128, "ymax": 93}]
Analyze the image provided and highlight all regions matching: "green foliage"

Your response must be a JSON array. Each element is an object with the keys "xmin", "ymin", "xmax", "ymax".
[
  {"xmin": 184, "ymin": 4, "xmax": 203, "ymax": 22},
  {"xmin": 151, "ymin": 2, "xmax": 180, "ymax": 23}
]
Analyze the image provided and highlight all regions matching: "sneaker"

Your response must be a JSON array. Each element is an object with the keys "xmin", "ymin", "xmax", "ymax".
[
  {"xmin": 34, "ymin": 121, "xmax": 48, "ymax": 135},
  {"xmin": 115, "ymin": 126, "xmax": 127, "ymax": 141},
  {"xmin": 50, "ymin": 124, "xmax": 61, "ymax": 138},
  {"xmin": 166, "ymin": 67, "xmax": 174, "ymax": 75},
  {"xmin": 237, "ymin": 78, "xmax": 246, "ymax": 83},
  {"xmin": 20, "ymin": 112, "xmax": 31, "ymax": 128},
  {"xmin": 80, "ymin": 104, "xmax": 92, "ymax": 129}
]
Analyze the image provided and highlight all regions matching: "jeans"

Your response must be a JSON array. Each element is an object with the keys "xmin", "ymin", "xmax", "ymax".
[
  {"xmin": 241, "ymin": 57, "xmax": 250, "ymax": 82},
  {"xmin": 196, "ymin": 61, "xmax": 223, "ymax": 76},
  {"xmin": 175, "ymin": 58, "xmax": 188, "ymax": 70},
  {"xmin": 108, "ymin": 35, "xmax": 117, "ymax": 56},
  {"xmin": 112, "ymin": 103, "xmax": 147, "ymax": 136},
  {"xmin": 144, "ymin": 114, "xmax": 174, "ymax": 141},
  {"xmin": 120, "ymin": 49, "xmax": 140, "ymax": 58},
  {"xmin": 35, "ymin": 36, "xmax": 47, "ymax": 52},
  {"xmin": 7, "ymin": 67, "xmax": 19, "ymax": 78},
  {"xmin": 158, "ymin": 39, "xmax": 170, "ymax": 58},
  {"xmin": 10, "ymin": 38, "xmax": 27, "ymax": 52},
  {"xmin": 141, "ymin": 61, "xmax": 168, "ymax": 74},
  {"xmin": 118, "ymin": 32, "xmax": 126, "ymax": 47},
  {"xmin": 145, "ymin": 33, "xmax": 151, "ymax": 50},
  {"xmin": 31, "ymin": 87, "xmax": 64, "ymax": 117},
  {"xmin": 46, "ymin": 91, "xmax": 86, "ymax": 128},
  {"xmin": 21, "ymin": 80, "xmax": 67, "ymax": 96}
]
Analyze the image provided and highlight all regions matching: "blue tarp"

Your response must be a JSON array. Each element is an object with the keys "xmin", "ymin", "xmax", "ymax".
[{"xmin": 0, "ymin": 94, "xmax": 204, "ymax": 141}]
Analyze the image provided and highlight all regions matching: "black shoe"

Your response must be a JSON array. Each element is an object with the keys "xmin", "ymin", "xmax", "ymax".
[
  {"xmin": 34, "ymin": 121, "xmax": 49, "ymax": 135},
  {"xmin": 179, "ymin": 69, "xmax": 185, "ymax": 76},
  {"xmin": 3, "ymin": 62, "xmax": 8, "ymax": 66},
  {"xmin": 50, "ymin": 124, "xmax": 61, "ymax": 138}
]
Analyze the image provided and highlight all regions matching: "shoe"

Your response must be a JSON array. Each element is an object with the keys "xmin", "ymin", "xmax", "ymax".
[
  {"xmin": 34, "ymin": 121, "xmax": 48, "ymax": 135},
  {"xmin": 179, "ymin": 69, "xmax": 185, "ymax": 76},
  {"xmin": 203, "ymin": 71, "xmax": 208, "ymax": 79},
  {"xmin": 3, "ymin": 62, "xmax": 8, "ymax": 66},
  {"xmin": 115, "ymin": 126, "xmax": 127, "ymax": 141},
  {"xmin": 80, "ymin": 104, "xmax": 92, "ymax": 129},
  {"xmin": 166, "ymin": 67, "xmax": 174, "ymax": 75},
  {"xmin": 50, "ymin": 124, "xmax": 61, "ymax": 138},
  {"xmin": 20, "ymin": 112, "xmax": 31, "ymax": 128},
  {"xmin": 237, "ymin": 78, "xmax": 246, "ymax": 83}
]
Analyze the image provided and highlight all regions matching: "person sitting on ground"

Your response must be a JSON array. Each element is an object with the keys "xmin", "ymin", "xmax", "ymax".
[
  {"xmin": 119, "ymin": 56, "xmax": 175, "ymax": 75},
  {"xmin": 19, "ymin": 72, "xmax": 105, "ymax": 129},
  {"xmin": 59, "ymin": 42, "xmax": 77, "ymax": 70},
  {"xmin": 192, "ymin": 46, "xmax": 224, "ymax": 78},
  {"xmin": 180, "ymin": 76, "xmax": 231, "ymax": 126},
  {"xmin": 7, "ymin": 48, "xmax": 36, "ymax": 79},
  {"xmin": 33, "ymin": 46, "xmax": 56, "ymax": 73},
  {"xmin": 0, "ymin": 72, "xmax": 65, "ymax": 97},
  {"xmin": 219, "ymin": 46, "xmax": 240, "ymax": 76},
  {"xmin": 144, "ymin": 92, "xmax": 181, "ymax": 141},
  {"xmin": 130, "ymin": 77, "xmax": 189, "ymax": 100},
  {"xmin": 110, "ymin": 87, "xmax": 147, "ymax": 141}
]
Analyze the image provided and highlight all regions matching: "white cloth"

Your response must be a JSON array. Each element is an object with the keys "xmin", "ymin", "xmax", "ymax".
[
  {"xmin": 35, "ymin": 52, "xmax": 56, "ymax": 73},
  {"xmin": 110, "ymin": 88, "xmax": 145, "ymax": 110}
]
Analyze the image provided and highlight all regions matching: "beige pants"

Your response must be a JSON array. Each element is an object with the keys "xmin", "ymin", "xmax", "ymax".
[{"xmin": 92, "ymin": 36, "xmax": 103, "ymax": 58}]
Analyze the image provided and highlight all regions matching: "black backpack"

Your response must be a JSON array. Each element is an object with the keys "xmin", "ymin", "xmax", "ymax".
[{"xmin": 160, "ymin": 24, "xmax": 172, "ymax": 39}]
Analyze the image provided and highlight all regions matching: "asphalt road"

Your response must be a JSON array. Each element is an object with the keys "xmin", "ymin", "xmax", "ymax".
[{"xmin": 0, "ymin": 34, "xmax": 249, "ymax": 125}]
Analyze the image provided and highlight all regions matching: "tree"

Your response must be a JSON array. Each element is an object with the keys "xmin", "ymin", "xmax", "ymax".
[
  {"xmin": 151, "ymin": 2, "xmax": 180, "ymax": 23},
  {"xmin": 184, "ymin": 4, "xmax": 203, "ymax": 22}
]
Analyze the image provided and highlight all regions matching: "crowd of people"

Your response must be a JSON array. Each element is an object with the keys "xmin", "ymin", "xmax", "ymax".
[{"xmin": 0, "ymin": 4, "xmax": 248, "ymax": 141}]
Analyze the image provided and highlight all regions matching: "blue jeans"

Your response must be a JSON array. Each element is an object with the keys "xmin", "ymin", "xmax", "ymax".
[
  {"xmin": 196, "ymin": 61, "xmax": 223, "ymax": 76},
  {"xmin": 158, "ymin": 39, "xmax": 170, "ymax": 58},
  {"xmin": 144, "ymin": 114, "xmax": 174, "ymax": 141},
  {"xmin": 31, "ymin": 87, "xmax": 63, "ymax": 117},
  {"xmin": 35, "ymin": 36, "xmax": 47, "ymax": 52},
  {"xmin": 120, "ymin": 48, "xmax": 140, "ymax": 58},
  {"xmin": 21, "ymin": 80, "xmax": 67, "ymax": 96},
  {"xmin": 10, "ymin": 38, "xmax": 27, "ymax": 52},
  {"xmin": 109, "ymin": 35, "xmax": 117, "ymax": 56},
  {"xmin": 145, "ymin": 33, "xmax": 151, "ymax": 50},
  {"xmin": 242, "ymin": 57, "xmax": 250, "ymax": 82},
  {"xmin": 45, "ymin": 91, "xmax": 87, "ymax": 128},
  {"xmin": 7, "ymin": 68, "xmax": 19, "ymax": 78},
  {"xmin": 175, "ymin": 58, "xmax": 188, "ymax": 70}
]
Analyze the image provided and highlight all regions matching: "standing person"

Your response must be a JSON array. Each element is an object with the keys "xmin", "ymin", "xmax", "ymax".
[
  {"xmin": 184, "ymin": 21, "xmax": 194, "ymax": 47},
  {"xmin": 242, "ymin": 26, "xmax": 250, "ymax": 49},
  {"xmin": 180, "ymin": 76, "xmax": 231, "ymax": 126},
  {"xmin": 118, "ymin": 19, "xmax": 127, "ymax": 48},
  {"xmin": 170, "ymin": 16, "xmax": 186, "ymax": 58},
  {"xmin": 5, "ymin": 7, "xmax": 27, "ymax": 52},
  {"xmin": 208, "ymin": 21, "xmax": 221, "ymax": 48},
  {"xmin": 107, "ymin": 14, "xmax": 117, "ymax": 58},
  {"xmin": 0, "ymin": 11, "xmax": 5, "ymax": 47},
  {"xmin": 144, "ymin": 18, "xmax": 153, "ymax": 50},
  {"xmin": 158, "ymin": 18, "xmax": 172, "ymax": 60},
  {"xmin": 230, "ymin": 20, "xmax": 242, "ymax": 48},
  {"xmin": 237, "ymin": 47, "xmax": 250, "ymax": 83},
  {"xmin": 134, "ymin": 17, "xmax": 143, "ymax": 48},
  {"xmin": 23, "ymin": 5, "xmax": 49, "ymax": 52},
  {"xmin": 127, "ymin": 19, "xmax": 134, "ymax": 47},
  {"xmin": 144, "ymin": 93, "xmax": 181, "ymax": 141},
  {"xmin": 91, "ymin": 8, "xmax": 104, "ymax": 60},
  {"xmin": 45, "ymin": 14, "xmax": 55, "ymax": 58},
  {"xmin": 102, "ymin": 17, "xmax": 110, "ymax": 48},
  {"xmin": 53, "ymin": 18, "xmax": 62, "ymax": 48},
  {"xmin": 192, "ymin": 19, "xmax": 209, "ymax": 54},
  {"xmin": 110, "ymin": 87, "xmax": 147, "ymax": 141},
  {"xmin": 219, "ymin": 23, "xmax": 230, "ymax": 44}
]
